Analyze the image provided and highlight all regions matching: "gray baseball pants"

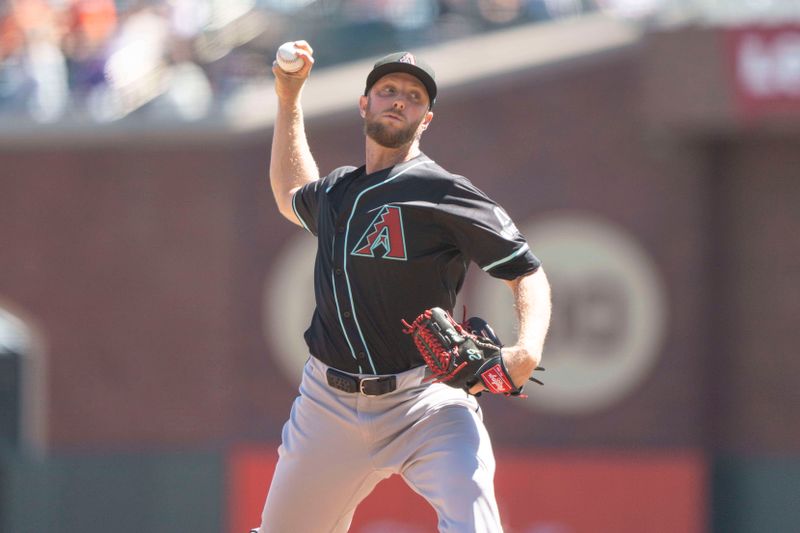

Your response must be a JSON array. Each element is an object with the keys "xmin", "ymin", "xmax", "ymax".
[{"xmin": 257, "ymin": 356, "xmax": 503, "ymax": 532}]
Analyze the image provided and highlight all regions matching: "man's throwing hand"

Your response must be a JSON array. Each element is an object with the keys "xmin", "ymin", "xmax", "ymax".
[{"xmin": 272, "ymin": 40, "xmax": 314, "ymax": 102}]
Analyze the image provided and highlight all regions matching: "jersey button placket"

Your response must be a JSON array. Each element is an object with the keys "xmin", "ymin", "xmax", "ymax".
[{"xmin": 333, "ymin": 214, "xmax": 367, "ymax": 370}]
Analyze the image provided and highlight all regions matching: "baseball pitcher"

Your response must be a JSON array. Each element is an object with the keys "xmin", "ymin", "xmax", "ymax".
[{"xmin": 254, "ymin": 41, "xmax": 552, "ymax": 532}]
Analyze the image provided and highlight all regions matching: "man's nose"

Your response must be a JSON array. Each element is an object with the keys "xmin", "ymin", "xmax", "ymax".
[{"xmin": 392, "ymin": 99, "xmax": 405, "ymax": 110}]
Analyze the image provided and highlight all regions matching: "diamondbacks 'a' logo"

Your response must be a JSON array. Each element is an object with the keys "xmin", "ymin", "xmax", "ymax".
[
  {"xmin": 399, "ymin": 53, "xmax": 416, "ymax": 65},
  {"xmin": 351, "ymin": 205, "xmax": 407, "ymax": 260}
]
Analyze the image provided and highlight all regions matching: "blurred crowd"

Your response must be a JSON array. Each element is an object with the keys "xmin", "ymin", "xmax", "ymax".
[{"xmin": 0, "ymin": 0, "xmax": 644, "ymax": 124}]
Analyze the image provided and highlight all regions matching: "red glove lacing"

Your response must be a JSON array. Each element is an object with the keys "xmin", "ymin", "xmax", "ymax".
[{"xmin": 402, "ymin": 309, "xmax": 469, "ymax": 384}]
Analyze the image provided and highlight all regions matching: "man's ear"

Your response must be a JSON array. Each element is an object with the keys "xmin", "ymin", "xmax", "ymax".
[
  {"xmin": 358, "ymin": 95, "xmax": 367, "ymax": 118},
  {"xmin": 420, "ymin": 110, "xmax": 434, "ymax": 130}
]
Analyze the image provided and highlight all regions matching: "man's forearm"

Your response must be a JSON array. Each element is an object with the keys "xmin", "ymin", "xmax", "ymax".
[
  {"xmin": 503, "ymin": 268, "xmax": 552, "ymax": 387},
  {"xmin": 512, "ymin": 268, "xmax": 551, "ymax": 359},
  {"xmin": 269, "ymin": 41, "xmax": 319, "ymax": 221},
  {"xmin": 270, "ymin": 101, "xmax": 319, "ymax": 219}
]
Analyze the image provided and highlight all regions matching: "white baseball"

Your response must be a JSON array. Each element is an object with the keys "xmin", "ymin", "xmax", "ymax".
[{"xmin": 276, "ymin": 42, "xmax": 303, "ymax": 73}]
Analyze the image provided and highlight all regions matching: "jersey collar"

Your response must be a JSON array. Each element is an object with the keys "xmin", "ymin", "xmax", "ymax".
[{"xmin": 325, "ymin": 153, "xmax": 432, "ymax": 195}]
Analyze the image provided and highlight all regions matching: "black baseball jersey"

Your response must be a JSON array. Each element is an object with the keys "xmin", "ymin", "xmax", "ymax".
[{"xmin": 291, "ymin": 153, "xmax": 540, "ymax": 375}]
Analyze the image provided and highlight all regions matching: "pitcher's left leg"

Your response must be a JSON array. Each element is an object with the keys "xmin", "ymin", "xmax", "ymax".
[{"xmin": 400, "ymin": 404, "xmax": 503, "ymax": 533}]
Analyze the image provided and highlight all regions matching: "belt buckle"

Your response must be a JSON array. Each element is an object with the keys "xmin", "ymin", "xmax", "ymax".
[{"xmin": 359, "ymin": 376, "xmax": 382, "ymax": 396}]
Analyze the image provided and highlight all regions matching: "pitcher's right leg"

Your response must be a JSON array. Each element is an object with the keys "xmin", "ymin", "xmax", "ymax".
[
  {"xmin": 260, "ymin": 443, "xmax": 387, "ymax": 533},
  {"xmin": 259, "ymin": 359, "xmax": 389, "ymax": 533}
]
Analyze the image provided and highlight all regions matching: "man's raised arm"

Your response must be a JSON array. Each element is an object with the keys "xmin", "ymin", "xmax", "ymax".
[{"xmin": 269, "ymin": 41, "xmax": 320, "ymax": 225}]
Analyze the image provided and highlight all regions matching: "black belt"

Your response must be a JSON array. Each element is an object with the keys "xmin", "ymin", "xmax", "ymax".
[{"xmin": 326, "ymin": 367, "xmax": 397, "ymax": 396}]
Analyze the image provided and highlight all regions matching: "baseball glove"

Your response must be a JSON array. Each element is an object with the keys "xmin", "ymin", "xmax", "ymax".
[{"xmin": 401, "ymin": 307, "xmax": 544, "ymax": 397}]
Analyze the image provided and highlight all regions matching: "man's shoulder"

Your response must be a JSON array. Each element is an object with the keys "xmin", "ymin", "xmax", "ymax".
[
  {"xmin": 417, "ymin": 162, "xmax": 483, "ymax": 194},
  {"xmin": 316, "ymin": 165, "xmax": 363, "ymax": 192},
  {"xmin": 325, "ymin": 165, "xmax": 361, "ymax": 182},
  {"xmin": 399, "ymin": 157, "xmax": 490, "ymax": 205},
  {"xmin": 327, "ymin": 165, "xmax": 361, "ymax": 178},
  {"xmin": 408, "ymin": 157, "xmax": 467, "ymax": 185}
]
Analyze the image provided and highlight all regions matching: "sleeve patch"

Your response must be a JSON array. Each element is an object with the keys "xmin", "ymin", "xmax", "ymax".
[{"xmin": 493, "ymin": 206, "xmax": 519, "ymax": 240}]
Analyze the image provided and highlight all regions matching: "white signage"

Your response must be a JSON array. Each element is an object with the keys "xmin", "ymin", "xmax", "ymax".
[
  {"xmin": 738, "ymin": 31, "xmax": 800, "ymax": 97},
  {"xmin": 472, "ymin": 212, "xmax": 668, "ymax": 415}
]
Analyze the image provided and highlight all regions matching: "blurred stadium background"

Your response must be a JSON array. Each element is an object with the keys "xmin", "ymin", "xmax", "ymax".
[{"xmin": 1, "ymin": 0, "xmax": 799, "ymax": 531}]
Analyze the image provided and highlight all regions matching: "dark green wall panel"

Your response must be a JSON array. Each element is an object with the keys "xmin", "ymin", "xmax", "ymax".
[
  {"xmin": 714, "ymin": 456, "xmax": 800, "ymax": 533},
  {"xmin": 2, "ymin": 451, "xmax": 222, "ymax": 533}
]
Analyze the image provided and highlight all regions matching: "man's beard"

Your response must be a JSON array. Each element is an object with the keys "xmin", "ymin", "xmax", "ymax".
[{"xmin": 363, "ymin": 102, "xmax": 426, "ymax": 149}]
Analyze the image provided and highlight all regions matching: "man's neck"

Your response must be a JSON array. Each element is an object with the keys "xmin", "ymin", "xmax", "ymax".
[{"xmin": 365, "ymin": 139, "xmax": 421, "ymax": 175}]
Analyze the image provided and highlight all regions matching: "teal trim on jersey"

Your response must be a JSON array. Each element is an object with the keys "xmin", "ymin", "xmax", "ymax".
[
  {"xmin": 331, "ymin": 267, "xmax": 362, "ymax": 373},
  {"xmin": 341, "ymin": 160, "xmax": 433, "ymax": 374},
  {"xmin": 291, "ymin": 190, "xmax": 312, "ymax": 233},
  {"xmin": 482, "ymin": 243, "xmax": 530, "ymax": 272},
  {"xmin": 350, "ymin": 205, "xmax": 408, "ymax": 261}
]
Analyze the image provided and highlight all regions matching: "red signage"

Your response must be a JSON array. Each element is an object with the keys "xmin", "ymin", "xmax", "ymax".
[
  {"xmin": 726, "ymin": 25, "xmax": 800, "ymax": 120},
  {"xmin": 227, "ymin": 446, "xmax": 707, "ymax": 533}
]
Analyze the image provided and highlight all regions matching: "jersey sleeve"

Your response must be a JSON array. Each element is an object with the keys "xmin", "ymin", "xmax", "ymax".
[
  {"xmin": 436, "ymin": 178, "xmax": 541, "ymax": 280},
  {"xmin": 291, "ymin": 166, "xmax": 358, "ymax": 235},
  {"xmin": 291, "ymin": 179, "xmax": 324, "ymax": 236}
]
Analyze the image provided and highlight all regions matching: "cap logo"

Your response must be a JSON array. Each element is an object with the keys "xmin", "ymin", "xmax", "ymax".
[{"xmin": 398, "ymin": 53, "xmax": 416, "ymax": 65}]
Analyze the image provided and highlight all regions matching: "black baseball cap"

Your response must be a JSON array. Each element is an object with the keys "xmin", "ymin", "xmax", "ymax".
[{"xmin": 364, "ymin": 52, "xmax": 437, "ymax": 107}]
